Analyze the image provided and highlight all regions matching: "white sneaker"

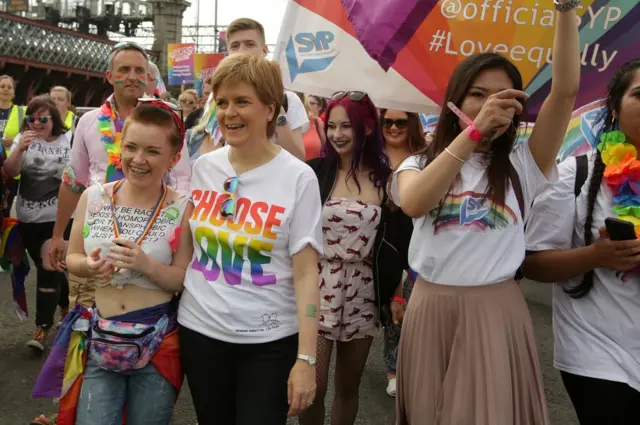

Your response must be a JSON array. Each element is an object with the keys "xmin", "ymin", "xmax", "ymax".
[{"xmin": 386, "ymin": 378, "xmax": 397, "ymax": 397}]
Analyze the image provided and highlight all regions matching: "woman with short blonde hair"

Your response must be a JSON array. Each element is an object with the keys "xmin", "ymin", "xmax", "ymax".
[
  {"xmin": 178, "ymin": 53, "xmax": 323, "ymax": 424},
  {"xmin": 179, "ymin": 89, "xmax": 198, "ymax": 120}
]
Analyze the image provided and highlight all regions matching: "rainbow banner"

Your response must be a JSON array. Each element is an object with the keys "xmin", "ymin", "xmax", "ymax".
[
  {"xmin": 275, "ymin": 0, "xmax": 639, "ymax": 119},
  {"xmin": 167, "ymin": 43, "xmax": 195, "ymax": 86},
  {"xmin": 194, "ymin": 53, "xmax": 225, "ymax": 96}
]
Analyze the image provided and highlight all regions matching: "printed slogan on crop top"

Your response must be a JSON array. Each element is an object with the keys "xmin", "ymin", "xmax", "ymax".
[
  {"xmin": 83, "ymin": 183, "xmax": 188, "ymax": 290},
  {"xmin": 178, "ymin": 146, "xmax": 323, "ymax": 343}
]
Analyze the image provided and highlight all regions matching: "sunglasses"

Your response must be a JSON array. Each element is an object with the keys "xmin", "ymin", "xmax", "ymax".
[
  {"xmin": 26, "ymin": 115, "xmax": 51, "ymax": 124},
  {"xmin": 220, "ymin": 177, "xmax": 239, "ymax": 219},
  {"xmin": 331, "ymin": 91, "xmax": 368, "ymax": 102},
  {"xmin": 382, "ymin": 118, "xmax": 409, "ymax": 129},
  {"xmin": 180, "ymin": 98, "xmax": 195, "ymax": 106},
  {"xmin": 136, "ymin": 96, "xmax": 185, "ymax": 143}
]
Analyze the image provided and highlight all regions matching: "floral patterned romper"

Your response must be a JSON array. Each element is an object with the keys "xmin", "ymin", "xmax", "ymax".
[{"xmin": 318, "ymin": 197, "xmax": 381, "ymax": 342}]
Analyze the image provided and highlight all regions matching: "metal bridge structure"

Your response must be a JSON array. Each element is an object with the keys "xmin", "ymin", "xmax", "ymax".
[{"xmin": 0, "ymin": 0, "xmax": 228, "ymax": 106}]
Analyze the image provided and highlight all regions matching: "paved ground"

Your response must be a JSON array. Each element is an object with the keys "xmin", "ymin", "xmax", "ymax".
[{"xmin": 0, "ymin": 274, "xmax": 577, "ymax": 425}]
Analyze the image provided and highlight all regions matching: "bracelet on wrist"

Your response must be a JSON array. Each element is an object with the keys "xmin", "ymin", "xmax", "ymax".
[
  {"xmin": 391, "ymin": 296, "xmax": 407, "ymax": 305},
  {"xmin": 466, "ymin": 123, "xmax": 484, "ymax": 143},
  {"xmin": 444, "ymin": 147, "xmax": 465, "ymax": 164}
]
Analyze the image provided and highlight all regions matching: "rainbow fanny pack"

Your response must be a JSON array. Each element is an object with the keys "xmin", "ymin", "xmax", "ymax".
[{"xmin": 89, "ymin": 309, "xmax": 169, "ymax": 373}]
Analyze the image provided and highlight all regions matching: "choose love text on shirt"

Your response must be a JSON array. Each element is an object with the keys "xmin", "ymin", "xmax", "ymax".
[{"xmin": 191, "ymin": 189, "xmax": 285, "ymax": 286}]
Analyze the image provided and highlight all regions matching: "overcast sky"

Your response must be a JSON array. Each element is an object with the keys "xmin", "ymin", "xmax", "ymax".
[{"xmin": 183, "ymin": 0, "xmax": 288, "ymax": 46}]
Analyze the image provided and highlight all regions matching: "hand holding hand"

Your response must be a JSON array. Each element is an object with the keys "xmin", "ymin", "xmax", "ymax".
[
  {"xmin": 86, "ymin": 247, "xmax": 114, "ymax": 283},
  {"xmin": 472, "ymin": 89, "xmax": 527, "ymax": 139},
  {"xmin": 287, "ymin": 359, "xmax": 317, "ymax": 417},
  {"xmin": 593, "ymin": 226, "xmax": 640, "ymax": 272},
  {"xmin": 107, "ymin": 238, "xmax": 151, "ymax": 275}
]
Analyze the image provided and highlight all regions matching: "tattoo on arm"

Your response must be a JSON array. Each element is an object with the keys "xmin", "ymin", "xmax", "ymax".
[{"xmin": 305, "ymin": 304, "xmax": 317, "ymax": 318}]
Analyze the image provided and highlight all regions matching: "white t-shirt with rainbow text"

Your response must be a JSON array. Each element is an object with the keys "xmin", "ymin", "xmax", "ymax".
[{"xmin": 178, "ymin": 145, "xmax": 323, "ymax": 343}]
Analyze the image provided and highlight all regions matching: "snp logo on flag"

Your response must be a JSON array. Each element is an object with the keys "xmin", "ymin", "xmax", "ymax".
[{"xmin": 286, "ymin": 31, "xmax": 339, "ymax": 81}]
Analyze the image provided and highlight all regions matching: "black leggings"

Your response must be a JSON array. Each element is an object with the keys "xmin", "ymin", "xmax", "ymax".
[
  {"xmin": 561, "ymin": 371, "xmax": 640, "ymax": 425},
  {"xmin": 18, "ymin": 221, "xmax": 71, "ymax": 329},
  {"xmin": 179, "ymin": 325, "xmax": 297, "ymax": 425}
]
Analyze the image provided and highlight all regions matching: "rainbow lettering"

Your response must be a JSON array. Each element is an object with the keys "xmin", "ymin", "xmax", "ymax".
[
  {"xmin": 191, "ymin": 189, "xmax": 286, "ymax": 286},
  {"xmin": 430, "ymin": 191, "xmax": 518, "ymax": 233}
]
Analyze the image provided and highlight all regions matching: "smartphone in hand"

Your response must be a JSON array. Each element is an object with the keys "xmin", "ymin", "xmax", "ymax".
[{"xmin": 604, "ymin": 217, "xmax": 637, "ymax": 241}]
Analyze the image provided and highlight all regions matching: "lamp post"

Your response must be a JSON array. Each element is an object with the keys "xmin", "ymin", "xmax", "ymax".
[{"xmin": 214, "ymin": 0, "xmax": 218, "ymax": 52}]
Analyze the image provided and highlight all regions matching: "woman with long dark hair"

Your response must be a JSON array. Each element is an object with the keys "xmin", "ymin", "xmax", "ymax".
[
  {"xmin": 3, "ymin": 95, "xmax": 71, "ymax": 352},
  {"xmin": 379, "ymin": 109, "xmax": 425, "ymax": 397},
  {"xmin": 523, "ymin": 59, "xmax": 640, "ymax": 424},
  {"xmin": 300, "ymin": 92, "xmax": 410, "ymax": 425},
  {"xmin": 391, "ymin": 2, "xmax": 580, "ymax": 423}
]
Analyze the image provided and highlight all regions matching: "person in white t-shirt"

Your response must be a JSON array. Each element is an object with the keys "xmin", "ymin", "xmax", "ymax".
[
  {"xmin": 390, "ymin": 4, "xmax": 580, "ymax": 424},
  {"xmin": 194, "ymin": 17, "xmax": 309, "ymax": 160},
  {"xmin": 178, "ymin": 54, "xmax": 322, "ymax": 424},
  {"xmin": 523, "ymin": 60, "xmax": 640, "ymax": 425},
  {"xmin": 3, "ymin": 95, "xmax": 72, "ymax": 352}
]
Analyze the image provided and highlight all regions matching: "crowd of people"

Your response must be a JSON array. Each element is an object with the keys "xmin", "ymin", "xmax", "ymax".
[{"xmin": 0, "ymin": 0, "xmax": 639, "ymax": 424}]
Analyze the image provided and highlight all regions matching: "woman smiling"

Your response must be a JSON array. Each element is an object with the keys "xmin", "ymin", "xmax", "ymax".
[
  {"xmin": 32, "ymin": 99, "xmax": 193, "ymax": 424},
  {"xmin": 178, "ymin": 53, "xmax": 322, "ymax": 425},
  {"xmin": 3, "ymin": 95, "xmax": 71, "ymax": 352}
]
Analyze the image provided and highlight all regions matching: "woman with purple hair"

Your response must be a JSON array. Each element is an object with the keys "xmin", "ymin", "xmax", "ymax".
[{"xmin": 301, "ymin": 91, "xmax": 411, "ymax": 425}]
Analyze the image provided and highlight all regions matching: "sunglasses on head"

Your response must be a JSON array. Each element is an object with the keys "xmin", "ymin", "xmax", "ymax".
[
  {"xmin": 136, "ymin": 96, "xmax": 186, "ymax": 144},
  {"xmin": 382, "ymin": 118, "xmax": 409, "ymax": 129},
  {"xmin": 26, "ymin": 115, "xmax": 51, "ymax": 125},
  {"xmin": 331, "ymin": 91, "xmax": 368, "ymax": 102},
  {"xmin": 220, "ymin": 177, "xmax": 239, "ymax": 219}
]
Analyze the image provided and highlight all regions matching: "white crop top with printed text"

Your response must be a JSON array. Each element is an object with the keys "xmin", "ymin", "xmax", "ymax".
[{"xmin": 82, "ymin": 183, "xmax": 189, "ymax": 291}]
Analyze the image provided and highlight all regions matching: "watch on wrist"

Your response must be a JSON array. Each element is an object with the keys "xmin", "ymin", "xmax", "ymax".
[
  {"xmin": 553, "ymin": 0, "xmax": 579, "ymax": 12},
  {"xmin": 277, "ymin": 115, "xmax": 287, "ymax": 127},
  {"xmin": 297, "ymin": 354, "xmax": 317, "ymax": 366}
]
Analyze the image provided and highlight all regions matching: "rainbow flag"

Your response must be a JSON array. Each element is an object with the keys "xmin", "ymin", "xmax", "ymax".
[{"xmin": 275, "ymin": 0, "xmax": 640, "ymax": 120}]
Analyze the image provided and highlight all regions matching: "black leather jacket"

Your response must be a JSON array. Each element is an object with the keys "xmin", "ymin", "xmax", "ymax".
[{"xmin": 307, "ymin": 157, "xmax": 412, "ymax": 326}]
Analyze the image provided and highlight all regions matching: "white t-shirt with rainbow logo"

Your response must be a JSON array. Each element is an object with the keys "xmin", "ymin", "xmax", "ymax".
[
  {"xmin": 392, "ymin": 141, "xmax": 557, "ymax": 287},
  {"xmin": 178, "ymin": 145, "xmax": 323, "ymax": 343}
]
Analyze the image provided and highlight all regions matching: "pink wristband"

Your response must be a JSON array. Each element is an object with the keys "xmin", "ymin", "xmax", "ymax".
[
  {"xmin": 392, "ymin": 296, "xmax": 407, "ymax": 305},
  {"xmin": 466, "ymin": 123, "xmax": 483, "ymax": 143},
  {"xmin": 447, "ymin": 101, "xmax": 483, "ymax": 143}
]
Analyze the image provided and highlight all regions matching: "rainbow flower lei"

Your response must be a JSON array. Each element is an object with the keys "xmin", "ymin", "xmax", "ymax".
[
  {"xmin": 597, "ymin": 130, "xmax": 640, "ymax": 237},
  {"xmin": 97, "ymin": 99, "xmax": 125, "ymax": 183}
]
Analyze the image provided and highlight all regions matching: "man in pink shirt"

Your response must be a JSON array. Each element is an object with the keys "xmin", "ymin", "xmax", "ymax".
[{"xmin": 46, "ymin": 41, "xmax": 191, "ymax": 307}]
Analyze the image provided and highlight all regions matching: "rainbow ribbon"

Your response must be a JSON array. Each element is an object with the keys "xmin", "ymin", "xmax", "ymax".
[{"xmin": 109, "ymin": 180, "xmax": 168, "ymax": 245}]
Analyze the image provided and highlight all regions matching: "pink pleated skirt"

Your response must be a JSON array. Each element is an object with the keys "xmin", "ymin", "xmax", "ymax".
[{"xmin": 395, "ymin": 279, "xmax": 549, "ymax": 425}]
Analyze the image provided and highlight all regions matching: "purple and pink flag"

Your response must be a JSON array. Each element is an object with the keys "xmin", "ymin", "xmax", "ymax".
[{"xmin": 275, "ymin": 0, "xmax": 639, "ymax": 157}]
